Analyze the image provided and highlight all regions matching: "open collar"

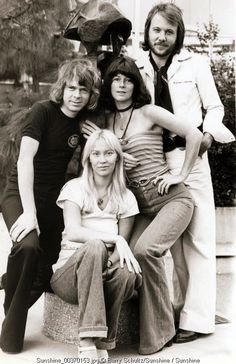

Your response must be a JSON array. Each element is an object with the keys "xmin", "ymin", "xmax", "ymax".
[
  {"xmin": 168, "ymin": 48, "xmax": 193, "ymax": 79},
  {"xmin": 136, "ymin": 48, "xmax": 193, "ymax": 80}
]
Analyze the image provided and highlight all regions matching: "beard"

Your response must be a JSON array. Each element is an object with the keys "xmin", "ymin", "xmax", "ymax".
[{"xmin": 149, "ymin": 41, "xmax": 176, "ymax": 59}]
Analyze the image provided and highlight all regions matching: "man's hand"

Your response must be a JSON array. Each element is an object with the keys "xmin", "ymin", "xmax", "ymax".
[
  {"xmin": 10, "ymin": 212, "xmax": 40, "ymax": 243},
  {"xmin": 198, "ymin": 132, "xmax": 214, "ymax": 157},
  {"xmin": 81, "ymin": 120, "xmax": 101, "ymax": 139}
]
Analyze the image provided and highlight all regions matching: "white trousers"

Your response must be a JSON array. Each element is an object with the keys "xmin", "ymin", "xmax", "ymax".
[{"xmin": 166, "ymin": 149, "xmax": 216, "ymax": 333}]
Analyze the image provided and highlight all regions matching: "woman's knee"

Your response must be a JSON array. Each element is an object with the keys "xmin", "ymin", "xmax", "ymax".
[
  {"xmin": 123, "ymin": 268, "xmax": 142, "ymax": 291},
  {"xmin": 114, "ymin": 266, "xmax": 138, "ymax": 290},
  {"xmin": 176, "ymin": 195, "xmax": 195, "ymax": 223},
  {"xmin": 83, "ymin": 239, "xmax": 107, "ymax": 256},
  {"xmin": 121, "ymin": 268, "xmax": 142, "ymax": 296},
  {"xmin": 183, "ymin": 195, "xmax": 195, "ymax": 211},
  {"xmin": 179, "ymin": 187, "xmax": 195, "ymax": 210},
  {"xmin": 123, "ymin": 266, "xmax": 136, "ymax": 280}
]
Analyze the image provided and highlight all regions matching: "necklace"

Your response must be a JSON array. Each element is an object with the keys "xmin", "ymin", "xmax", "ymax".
[
  {"xmin": 97, "ymin": 198, "xmax": 105, "ymax": 207},
  {"xmin": 113, "ymin": 107, "xmax": 134, "ymax": 145},
  {"xmin": 116, "ymin": 103, "xmax": 133, "ymax": 112},
  {"xmin": 97, "ymin": 193, "xmax": 108, "ymax": 207}
]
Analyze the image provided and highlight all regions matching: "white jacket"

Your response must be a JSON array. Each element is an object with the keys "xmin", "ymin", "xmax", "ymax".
[{"xmin": 136, "ymin": 49, "xmax": 234, "ymax": 143}]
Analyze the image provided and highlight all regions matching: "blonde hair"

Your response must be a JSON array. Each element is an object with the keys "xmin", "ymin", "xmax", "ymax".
[
  {"xmin": 50, "ymin": 58, "xmax": 101, "ymax": 110},
  {"xmin": 81, "ymin": 130, "xmax": 127, "ymax": 212}
]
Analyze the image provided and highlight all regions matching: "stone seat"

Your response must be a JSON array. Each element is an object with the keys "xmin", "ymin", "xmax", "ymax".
[
  {"xmin": 43, "ymin": 292, "xmax": 139, "ymax": 346},
  {"xmin": 43, "ymin": 208, "xmax": 236, "ymax": 344}
]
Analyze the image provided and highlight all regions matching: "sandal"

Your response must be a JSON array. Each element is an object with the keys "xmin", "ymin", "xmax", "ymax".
[{"xmin": 78, "ymin": 345, "xmax": 98, "ymax": 360}]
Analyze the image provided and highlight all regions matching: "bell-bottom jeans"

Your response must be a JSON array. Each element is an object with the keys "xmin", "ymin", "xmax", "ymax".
[
  {"xmin": 129, "ymin": 182, "xmax": 194, "ymax": 355},
  {"xmin": 50, "ymin": 239, "xmax": 142, "ymax": 350}
]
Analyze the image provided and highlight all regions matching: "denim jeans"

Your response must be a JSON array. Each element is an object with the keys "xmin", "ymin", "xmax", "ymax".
[
  {"xmin": 129, "ymin": 182, "xmax": 194, "ymax": 355},
  {"xmin": 50, "ymin": 239, "xmax": 142, "ymax": 350}
]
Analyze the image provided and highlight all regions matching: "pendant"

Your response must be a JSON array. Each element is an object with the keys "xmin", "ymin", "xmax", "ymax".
[{"xmin": 97, "ymin": 198, "xmax": 103, "ymax": 206}]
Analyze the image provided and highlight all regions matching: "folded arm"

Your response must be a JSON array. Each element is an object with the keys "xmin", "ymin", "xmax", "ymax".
[{"xmin": 63, "ymin": 201, "xmax": 141, "ymax": 273}]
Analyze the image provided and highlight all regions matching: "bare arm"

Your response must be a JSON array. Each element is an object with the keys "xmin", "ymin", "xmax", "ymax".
[
  {"xmin": 118, "ymin": 216, "xmax": 135, "ymax": 242},
  {"xmin": 108, "ymin": 216, "xmax": 135, "ymax": 263},
  {"xmin": 143, "ymin": 105, "xmax": 202, "ymax": 193},
  {"xmin": 198, "ymin": 132, "xmax": 214, "ymax": 157},
  {"xmin": 10, "ymin": 136, "xmax": 40, "ymax": 242},
  {"xmin": 64, "ymin": 200, "xmax": 121, "ymax": 243},
  {"xmin": 63, "ymin": 201, "xmax": 141, "ymax": 273},
  {"xmin": 107, "ymin": 216, "xmax": 141, "ymax": 273}
]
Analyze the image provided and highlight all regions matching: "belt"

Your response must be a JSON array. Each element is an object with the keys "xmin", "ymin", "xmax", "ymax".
[{"xmin": 127, "ymin": 175, "xmax": 156, "ymax": 188}]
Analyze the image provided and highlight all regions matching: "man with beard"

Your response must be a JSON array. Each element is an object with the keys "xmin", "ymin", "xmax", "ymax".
[{"xmin": 135, "ymin": 2, "xmax": 234, "ymax": 343}]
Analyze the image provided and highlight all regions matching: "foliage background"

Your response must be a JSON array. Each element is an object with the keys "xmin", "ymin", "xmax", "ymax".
[
  {"xmin": 187, "ymin": 18, "xmax": 235, "ymax": 206},
  {"xmin": 0, "ymin": 0, "xmax": 74, "ymax": 90},
  {"xmin": 0, "ymin": 6, "xmax": 235, "ymax": 207},
  {"xmin": 209, "ymin": 55, "xmax": 236, "ymax": 206}
]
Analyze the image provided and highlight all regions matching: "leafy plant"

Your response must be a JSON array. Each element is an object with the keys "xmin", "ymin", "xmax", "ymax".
[
  {"xmin": 192, "ymin": 18, "xmax": 235, "ymax": 206},
  {"xmin": 0, "ymin": 0, "xmax": 74, "ymax": 91},
  {"xmin": 209, "ymin": 54, "xmax": 236, "ymax": 206}
]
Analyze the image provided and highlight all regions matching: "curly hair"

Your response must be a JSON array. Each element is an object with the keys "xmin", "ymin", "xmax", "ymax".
[
  {"xmin": 50, "ymin": 58, "xmax": 101, "ymax": 110},
  {"xmin": 142, "ymin": 2, "xmax": 185, "ymax": 54},
  {"xmin": 101, "ymin": 56, "xmax": 151, "ymax": 111}
]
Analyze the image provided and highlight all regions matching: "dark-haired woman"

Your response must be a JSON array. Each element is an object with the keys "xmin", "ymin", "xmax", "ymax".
[{"xmin": 82, "ymin": 56, "xmax": 202, "ymax": 355}]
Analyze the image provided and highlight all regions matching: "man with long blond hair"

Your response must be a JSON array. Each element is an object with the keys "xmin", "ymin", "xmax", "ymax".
[{"xmin": 0, "ymin": 58, "xmax": 101, "ymax": 353}]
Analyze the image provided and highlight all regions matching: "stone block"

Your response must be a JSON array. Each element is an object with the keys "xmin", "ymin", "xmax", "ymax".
[
  {"xmin": 216, "ymin": 256, "xmax": 236, "ymax": 321},
  {"xmin": 43, "ymin": 208, "xmax": 236, "ymax": 345},
  {"xmin": 43, "ymin": 293, "xmax": 139, "ymax": 346},
  {"xmin": 216, "ymin": 207, "xmax": 236, "ymax": 245}
]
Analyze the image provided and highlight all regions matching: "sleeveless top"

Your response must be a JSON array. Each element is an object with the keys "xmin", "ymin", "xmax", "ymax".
[{"xmin": 122, "ymin": 131, "xmax": 169, "ymax": 181}]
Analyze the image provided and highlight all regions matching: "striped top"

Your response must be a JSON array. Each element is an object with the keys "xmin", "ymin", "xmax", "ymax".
[{"xmin": 123, "ymin": 131, "xmax": 169, "ymax": 181}]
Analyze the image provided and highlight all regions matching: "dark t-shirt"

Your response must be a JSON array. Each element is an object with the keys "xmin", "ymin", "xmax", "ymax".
[{"xmin": 7, "ymin": 100, "xmax": 84, "ymax": 198}]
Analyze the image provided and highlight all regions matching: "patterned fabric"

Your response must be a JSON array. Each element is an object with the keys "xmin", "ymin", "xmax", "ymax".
[{"xmin": 123, "ymin": 131, "xmax": 169, "ymax": 182}]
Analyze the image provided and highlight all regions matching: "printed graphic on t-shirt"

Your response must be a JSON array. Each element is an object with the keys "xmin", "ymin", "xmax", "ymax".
[{"xmin": 68, "ymin": 134, "xmax": 80, "ymax": 148}]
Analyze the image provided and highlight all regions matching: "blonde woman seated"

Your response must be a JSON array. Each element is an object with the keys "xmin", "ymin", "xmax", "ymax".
[{"xmin": 50, "ymin": 130, "xmax": 141, "ymax": 360}]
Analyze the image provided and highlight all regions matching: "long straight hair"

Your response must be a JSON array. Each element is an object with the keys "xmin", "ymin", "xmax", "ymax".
[
  {"xmin": 102, "ymin": 56, "xmax": 151, "ymax": 111},
  {"xmin": 81, "ymin": 129, "xmax": 127, "ymax": 212}
]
